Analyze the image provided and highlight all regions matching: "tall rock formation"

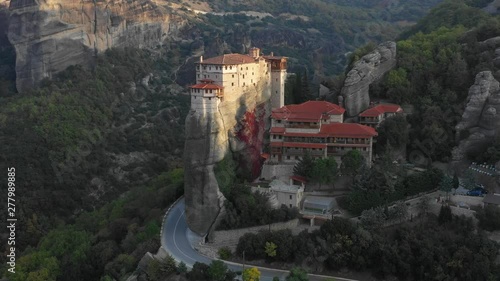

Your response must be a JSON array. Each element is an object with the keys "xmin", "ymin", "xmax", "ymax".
[
  {"xmin": 7, "ymin": 0, "xmax": 185, "ymax": 92},
  {"xmin": 453, "ymin": 71, "xmax": 500, "ymax": 160},
  {"xmin": 184, "ymin": 77, "xmax": 271, "ymax": 236},
  {"xmin": 341, "ymin": 41, "xmax": 397, "ymax": 116}
]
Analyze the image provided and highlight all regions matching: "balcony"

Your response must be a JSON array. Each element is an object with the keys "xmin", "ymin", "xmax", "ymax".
[
  {"xmin": 285, "ymin": 123, "xmax": 320, "ymax": 129},
  {"xmin": 331, "ymin": 139, "xmax": 369, "ymax": 145},
  {"xmin": 284, "ymin": 137, "xmax": 327, "ymax": 143}
]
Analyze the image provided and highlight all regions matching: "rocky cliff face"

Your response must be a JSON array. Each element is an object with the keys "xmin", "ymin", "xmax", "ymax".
[
  {"xmin": 453, "ymin": 71, "xmax": 500, "ymax": 160},
  {"xmin": 184, "ymin": 80, "xmax": 271, "ymax": 236},
  {"xmin": 341, "ymin": 41, "xmax": 397, "ymax": 116},
  {"xmin": 8, "ymin": 0, "xmax": 185, "ymax": 92}
]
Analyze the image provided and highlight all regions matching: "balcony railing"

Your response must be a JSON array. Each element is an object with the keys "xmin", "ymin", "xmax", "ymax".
[{"xmin": 285, "ymin": 124, "xmax": 320, "ymax": 129}]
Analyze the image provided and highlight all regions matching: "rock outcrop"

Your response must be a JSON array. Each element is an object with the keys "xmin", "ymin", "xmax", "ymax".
[
  {"xmin": 8, "ymin": 0, "xmax": 185, "ymax": 92},
  {"xmin": 453, "ymin": 71, "xmax": 500, "ymax": 161},
  {"xmin": 341, "ymin": 41, "xmax": 397, "ymax": 116},
  {"xmin": 184, "ymin": 79, "xmax": 271, "ymax": 236}
]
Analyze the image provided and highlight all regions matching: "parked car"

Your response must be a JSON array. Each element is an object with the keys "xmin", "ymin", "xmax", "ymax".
[{"xmin": 466, "ymin": 187, "xmax": 488, "ymax": 196}]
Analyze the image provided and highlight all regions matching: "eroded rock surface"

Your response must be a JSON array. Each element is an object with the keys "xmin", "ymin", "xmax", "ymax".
[
  {"xmin": 341, "ymin": 41, "xmax": 397, "ymax": 116},
  {"xmin": 8, "ymin": 0, "xmax": 185, "ymax": 92},
  {"xmin": 184, "ymin": 81, "xmax": 271, "ymax": 235},
  {"xmin": 453, "ymin": 71, "xmax": 500, "ymax": 160}
]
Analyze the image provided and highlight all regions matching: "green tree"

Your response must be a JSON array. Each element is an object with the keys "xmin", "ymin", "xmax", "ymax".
[
  {"xmin": 340, "ymin": 150, "xmax": 365, "ymax": 180},
  {"xmin": 452, "ymin": 173, "xmax": 460, "ymax": 189},
  {"xmin": 386, "ymin": 68, "xmax": 411, "ymax": 104},
  {"xmin": 147, "ymin": 259, "xmax": 162, "ymax": 280},
  {"xmin": 11, "ymin": 251, "xmax": 60, "ymax": 281},
  {"xmin": 438, "ymin": 205, "xmax": 453, "ymax": 225},
  {"xmin": 376, "ymin": 115, "xmax": 409, "ymax": 152},
  {"xmin": 360, "ymin": 207, "xmax": 386, "ymax": 230},
  {"xmin": 293, "ymin": 152, "xmax": 314, "ymax": 180},
  {"xmin": 177, "ymin": 261, "xmax": 188, "ymax": 274},
  {"xmin": 242, "ymin": 267, "xmax": 261, "ymax": 281},
  {"xmin": 311, "ymin": 157, "xmax": 338, "ymax": 188},
  {"xmin": 463, "ymin": 170, "xmax": 476, "ymax": 190},
  {"xmin": 218, "ymin": 247, "xmax": 233, "ymax": 260},
  {"xmin": 286, "ymin": 267, "xmax": 308, "ymax": 281},
  {"xmin": 208, "ymin": 260, "xmax": 228, "ymax": 281},
  {"xmin": 265, "ymin": 241, "xmax": 277, "ymax": 257},
  {"xmin": 439, "ymin": 175, "xmax": 453, "ymax": 201},
  {"xmin": 188, "ymin": 262, "xmax": 209, "ymax": 281},
  {"xmin": 417, "ymin": 195, "xmax": 430, "ymax": 216},
  {"xmin": 476, "ymin": 205, "xmax": 500, "ymax": 231}
]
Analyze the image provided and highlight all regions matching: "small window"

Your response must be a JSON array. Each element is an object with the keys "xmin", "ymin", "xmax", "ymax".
[
  {"xmin": 194, "ymin": 96, "xmax": 197, "ymax": 99},
  {"xmin": 216, "ymin": 75, "xmax": 218, "ymax": 78},
  {"xmin": 232, "ymin": 83, "xmax": 234, "ymax": 86},
  {"xmin": 243, "ymin": 75, "xmax": 245, "ymax": 78},
  {"xmin": 230, "ymin": 66, "xmax": 233, "ymax": 69},
  {"xmin": 276, "ymin": 78, "xmax": 278, "ymax": 81},
  {"xmin": 289, "ymin": 195, "xmax": 292, "ymax": 200},
  {"xmin": 287, "ymin": 156, "xmax": 290, "ymax": 160},
  {"xmin": 232, "ymin": 74, "xmax": 235, "ymax": 78},
  {"xmin": 209, "ymin": 66, "xmax": 212, "ymax": 70},
  {"xmin": 225, "ymin": 66, "xmax": 227, "ymax": 70},
  {"xmin": 197, "ymin": 74, "xmax": 200, "ymax": 78},
  {"xmin": 289, "ymin": 204, "xmax": 292, "ymax": 208},
  {"xmin": 209, "ymin": 97, "xmax": 212, "ymax": 100},
  {"xmin": 246, "ymin": 67, "xmax": 248, "ymax": 70},
  {"xmin": 243, "ymin": 82, "xmax": 245, "ymax": 86}
]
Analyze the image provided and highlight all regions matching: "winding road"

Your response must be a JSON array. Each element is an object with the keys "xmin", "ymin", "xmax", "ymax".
[{"xmin": 161, "ymin": 197, "xmax": 359, "ymax": 281}]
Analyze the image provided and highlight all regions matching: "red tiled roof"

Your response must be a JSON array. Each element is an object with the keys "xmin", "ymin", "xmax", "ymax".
[
  {"xmin": 291, "ymin": 175, "xmax": 307, "ymax": 183},
  {"xmin": 199, "ymin": 79, "xmax": 215, "ymax": 83},
  {"xmin": 190, "ymin": 83, "xmax": 224, "ymax": 90},
  {"xmin": 272, "ymin": 101, "xmax": 345, "ymax": 121},
  {"xmin": 283, "ymin": 142, "xmax": 327, "ymax": 149},
  {"xmin": 200, "ymin": 54, "xmax": 256, "ymax": 65},
  {"xmin": 270, "ymin": 127, "xmax": 286, "ymax": 134},
  {"xmin": 359, "ymin": 104, "xmax": 403, "ymax": 117},
  {"xmin": 263, "ymin": 56, "xmax": 286, "ymax": 60},
  {"xmin": 320, "ymin": 123, "xmax": 377, "ymax": 138}
]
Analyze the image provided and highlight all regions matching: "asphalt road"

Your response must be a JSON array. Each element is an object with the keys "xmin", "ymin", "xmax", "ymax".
[{"xmin": 162, "ymin": 197, "xmax": 359, "ymax": 281}]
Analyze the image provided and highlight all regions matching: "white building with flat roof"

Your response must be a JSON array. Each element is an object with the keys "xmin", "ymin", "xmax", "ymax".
[{"xmin": 268, "ymin": 179, "xmax": 304, "ymax": 209}]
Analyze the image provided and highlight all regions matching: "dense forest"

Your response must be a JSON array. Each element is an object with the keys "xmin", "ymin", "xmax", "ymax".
[
  {"xmin": 186, "ymin": 0, "xmax": 443, "ymax": 82},
  {"xmin": 236, "ymin": 212, "xmax": 500, "ymax": 280},
  {"xmin": 2, "ymin": 0, "xmax": 500, "ymax": 280},
  {"xmin": 0, "ymin": 45, "xmax": 190, "ymax": 279}
]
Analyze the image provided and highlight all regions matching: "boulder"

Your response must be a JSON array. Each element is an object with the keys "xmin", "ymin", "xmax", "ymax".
[
  {"xmin": 341, "ymin": 41, "xmax": 397, "ymax": 116},
  {"xmin": 453, "ymin": 71, "xmax": 500, "ymax": 161}
]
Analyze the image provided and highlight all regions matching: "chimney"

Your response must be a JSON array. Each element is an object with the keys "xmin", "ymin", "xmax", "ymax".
[
  {"xmin": 249, "ymin": 47, "xmax": 260, "ymax": 58},
  {"xmin": 270, "ymin": 52, "xmax": 274, "ymax": 56},
  {"xmin": 200, "ymin": 56, "xmax": 203, "ymax": 63}
]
